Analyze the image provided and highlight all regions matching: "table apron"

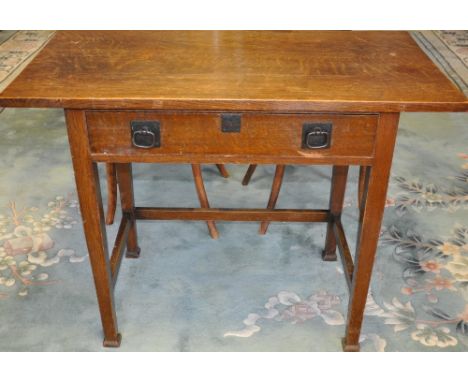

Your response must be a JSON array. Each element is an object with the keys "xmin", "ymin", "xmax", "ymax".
[{"xmin": 85, "ymin": 111, "xmax": 379, "ymax": 165}]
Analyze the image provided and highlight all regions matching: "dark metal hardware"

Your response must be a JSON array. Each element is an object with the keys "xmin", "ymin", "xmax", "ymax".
[
  {"xmin": 302, "ymin": 123, "xmax": 332, "ymax": 149},
  {"xmin": 131, "ymin": 121, "xmax": 160, "ymax": 148},
  {"xmin": 221, "ymin": 113, "xmax": 241, "ymax": 132}
]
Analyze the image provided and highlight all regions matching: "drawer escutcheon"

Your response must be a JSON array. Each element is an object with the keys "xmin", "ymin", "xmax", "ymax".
[{"xmin": 221, "ymin": 113, "xmax": 241, "ymax": 133}]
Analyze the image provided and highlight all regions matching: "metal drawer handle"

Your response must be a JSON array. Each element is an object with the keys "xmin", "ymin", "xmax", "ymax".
[
  {"xmin": 306, "ymin": 129, "xmax": 330, "ymax": 149},
  {"xmin": 131, "ymin": 121, "xmax": 160, "ymax": 149},
  {"xmin": 132, "ymin": 129, "xmax": 156, "ymax": 148},
  {"xmin": 302, "ymin": 123, "xmax": 332, "ymax": 149}
]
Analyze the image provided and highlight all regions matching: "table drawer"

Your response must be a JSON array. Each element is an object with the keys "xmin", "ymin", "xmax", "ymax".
[{"xmin": 85, "ymin": 111, "xmax": 378, "ymax": 164}]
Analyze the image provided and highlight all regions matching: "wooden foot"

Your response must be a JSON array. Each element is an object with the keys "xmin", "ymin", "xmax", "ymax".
[
  {"xmin": 126, "ymin": 245, "xmax": 141, "ymax": 259},
  {"xmin": 105, "ymin": 163, "xmax": 117, "ymax": 225},
  {"xmin": 103, "ymin": 333, "xmax": 122, "ymax": 348},
  {"xmin": 259, "ymin": 165, "xmax": 285, "ymax": 235},
  {"xmin": 242, "ymin": 164, "xmax": 257, "ymax": 186},
  {"xmin": 342, "ymin": 337, "xmax": 360, "ymax": 352},
  {"xmin": 321, "ymin": 249, "xmax": 337, "ymax": 262},
  {"xmin": 191, "ymin": 164, "xmax": 219, "ymax": 239},
  {"xmin": 322, "ymin": 166, "xmax": 349, "ymax": 262},
  {"xmin": 216, "ymin": 164, "xmax": 229, "ymax": 178}
]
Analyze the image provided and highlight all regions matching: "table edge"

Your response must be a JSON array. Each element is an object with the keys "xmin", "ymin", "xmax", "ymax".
[{"xmin": 0, "ymin": 98, "xmax": 467, "ymax": 112}]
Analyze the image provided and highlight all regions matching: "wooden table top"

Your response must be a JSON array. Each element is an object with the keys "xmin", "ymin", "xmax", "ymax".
[{"xmin": 0, "ymin": 31, "xmax": 467, "ymax": 112}]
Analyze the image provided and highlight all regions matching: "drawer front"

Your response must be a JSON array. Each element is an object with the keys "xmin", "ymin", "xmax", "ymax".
[{"xmin": 85, "ymin": 111, "xmax": 378, "ymax": 164}]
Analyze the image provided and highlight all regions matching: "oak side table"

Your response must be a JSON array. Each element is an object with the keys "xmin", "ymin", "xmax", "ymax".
[{"xmin": 1, "ymin": 31, "xmax": 467, "ymax": 351}]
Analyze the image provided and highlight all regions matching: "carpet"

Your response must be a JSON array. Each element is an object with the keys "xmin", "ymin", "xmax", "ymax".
[
  {"xmin": 411, "ymin": 31, "xmax": 468, "ymax": 95},
  {"xmin": 0, "ymin": 30, "xmax": 54, "ymax": 93},
  {"xmin": 0, "ymin": 32, "xmax": 467, "ymax": 351}
]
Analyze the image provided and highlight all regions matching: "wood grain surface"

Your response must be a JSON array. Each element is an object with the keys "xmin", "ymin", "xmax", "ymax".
[{"xmin": 0, "ymin": 31, "xmax": 466, "ymax": 111}]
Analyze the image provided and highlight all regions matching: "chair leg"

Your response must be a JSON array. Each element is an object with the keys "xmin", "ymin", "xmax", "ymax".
[
  {"xmin": 105, "ymin": 163, "xmax": 117, "ymax": 225},
  {"xmin": 259, "ymin": 165, "xmax": 286, "ymax": 235},
  {"xmin": 191, "ymin": 164, "xmax": 219, "ymax": 239},
  {"xmin": 242, "ymin": 164, "xmax": 257, "ymax": 186},
  {"xmin": 216, "ymin": 164, "xmax": 229, "ymax": 178}
]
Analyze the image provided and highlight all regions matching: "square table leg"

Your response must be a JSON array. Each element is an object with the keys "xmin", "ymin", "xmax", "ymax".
[
  {"xmin": 322, "ymin": 166, "xmax": 349, "ymax": 261},
  {"xmin": 342, "ymin": 113, "xmax": 399, "ymax": 351},
  {"xmin": 65, "ymin": 110, "xmax": 121, "ymax": 347},
  {"xmin": 115, "ymin": 163, "xmax": 140, "ymax": 258}
]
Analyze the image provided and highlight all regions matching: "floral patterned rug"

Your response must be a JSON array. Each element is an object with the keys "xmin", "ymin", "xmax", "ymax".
[{"xmin": 0, "ymin": 32, "xmax": 467, "ymax": 351}]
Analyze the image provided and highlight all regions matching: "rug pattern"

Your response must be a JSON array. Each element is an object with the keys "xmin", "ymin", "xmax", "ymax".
[
  {"xmin": 411, "ymin": 31, "xmax": 468, "ymax": 94},
  {"xmin": 0, "ymin": 30, "xmax": 54, "ymax": 93}
]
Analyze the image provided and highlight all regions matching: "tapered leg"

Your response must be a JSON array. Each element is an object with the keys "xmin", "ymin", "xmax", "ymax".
[
  {"xmin": 322, "ymin": 166, "xmax": 349, "ymax": 261},
  {"xmin": 191, "ymin": 164, "xmax": 219, "ymax": 239},
  {"xmin": 216, "ymin": 164, "xmax": 229, "ymax": 178},
  {"xmin": 242, "ymin": 164, "xmax": 258, "ymax": 186},
  {"xmin": 259, "ymin": 165, "xmax": 286, "ymax": 235},
  {"xmin": 115, "ymin": 163, "xmax": 140, "ymax": 258},
  {"xmin": 105, "ymin": 163, "xmax": 117, "ymax": 225},
  {"xmin": 65, "ymin": 110, "xmax": 121, "ymax": 347},
  {"xmin": 343, "ymin": 113, "xmax": 399, "ymax": 351}
]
